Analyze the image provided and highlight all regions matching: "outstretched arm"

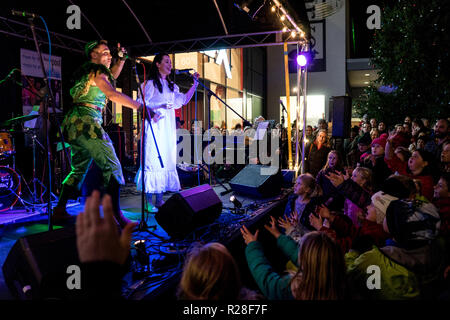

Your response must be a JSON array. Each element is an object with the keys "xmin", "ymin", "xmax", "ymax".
[
  {"xmin": 385, "ymin": 130, "xmax": 396, "ymax": 160},
  {"xmin": 95, "ymin": 73, "xmax": 140, "ymax": 110}
]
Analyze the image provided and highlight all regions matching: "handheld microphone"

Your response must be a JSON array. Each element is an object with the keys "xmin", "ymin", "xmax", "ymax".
[
  {"xmin": 174, "ymin": 68, "xmax": 194, "ymax": 75},
  {"xmin": 280, "ymin": 99, "xmax": 288, "ymax": 114},
  {"xmin": 11, "ymin": 10, "xmax": 39, "ymax": 18},
  {"xmin": 118, "ymin": 50, "xmax": 141, "ymax": 63}
]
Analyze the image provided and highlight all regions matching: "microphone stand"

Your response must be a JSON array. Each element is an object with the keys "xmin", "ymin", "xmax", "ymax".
[
  {"xmin": 26, "ymin": 16, "xmax": 60, "ymax": 231},
  {"xmin": 132, "ymin": 62, "xmax": 162, "ymax": 232},
  {"xmin": 189, "ymin": 75, "xmax": 251, "ymax": 196},
  {"xmin": 193, "ymin": 77, "xmax": 252, "ymax": 128}
]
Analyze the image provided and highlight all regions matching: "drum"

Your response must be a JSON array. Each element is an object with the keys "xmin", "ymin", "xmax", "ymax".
[
  {"xmin": 0, "ymin": 132, "xmax": 15, "ymax": 158},
  {"xmin": 0, "ymin": 166, "xmax": 21, "ymax": 212}
]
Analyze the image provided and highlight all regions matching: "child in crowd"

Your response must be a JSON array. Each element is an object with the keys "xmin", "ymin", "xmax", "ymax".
[
  {"xmin": 315, "ymin": 150, "xmax": 345, "ymax": 211},
  {"xmin": 433, "ymin": 173, "xmax": 450, "ymax": 241},
  {"xmin": 325, "ymin": 167, "xmax": 373, "ymax": 226},
  {"xmin": 282, "ymin": 173, "xmax": 323, "ymax": 241},
  {"xmin": 346, "ymin": 196, "xmax": 443, "ymax": 299},
  {"xmin": 241, "ymin": 225, "xmax": 347, "ymax": 300},
  {"xmin": 177, "ymin": 242, "xmax": 259, "ymax": 300},
  {"xmin": 347, "ymin": 133, "xmax": 372, "ymax": 168},
  {"xmin": 385, "ymin": 145, "xmax": 435, "ymax": 200},
  {"xmin": 309, "ymin": 190, "xmax": 394, "ymax": 253},
  {"xmin": 361, "ymin": 133, "xmax": 393, "ymax": 191}
]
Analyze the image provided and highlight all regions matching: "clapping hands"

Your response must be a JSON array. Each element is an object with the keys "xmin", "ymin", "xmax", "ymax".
[
  {"xmin": 264, "ymin": 216, "xmax": 282, "ymax": 239},
  {"xmin": 325, "ymin": 171, "xmax": 349, "ymax": 187},
  {"xmin": 309, "ymin": 212, "xmax": 323, "ymax": 231},
  {"xmin": 278, "ymin": 211, "xmax": 298, "ymax": 235}
]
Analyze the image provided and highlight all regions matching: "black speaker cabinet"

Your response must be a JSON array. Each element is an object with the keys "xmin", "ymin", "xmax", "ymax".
[
  {"xmin": 330, "ymin": 96, "xmax": 352, "ymax": 138},
  {"xmin": 229, "ymin": 164, "xmax": 282, "ymax": 198},
  {"xmin": 155, "ymin": 184, "xmax": 222, "ymax": 239},
  {"xmin": 2, "ymin": 226, "xmax": 80, "ymax": 300}
]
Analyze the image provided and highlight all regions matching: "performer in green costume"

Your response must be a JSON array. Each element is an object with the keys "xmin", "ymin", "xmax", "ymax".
[{"xmin": 53, "ymin": 40, "xmax": 161, "ymax": 227}]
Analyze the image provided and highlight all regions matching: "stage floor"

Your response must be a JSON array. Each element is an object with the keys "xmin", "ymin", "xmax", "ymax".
[{"xmin": 0, "ymin": 182, "xmax": 291, "ymax": 300}]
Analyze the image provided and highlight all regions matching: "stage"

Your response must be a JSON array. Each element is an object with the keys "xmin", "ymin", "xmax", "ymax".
[{"xmin": 0, "ymin": 181, "xmax": 291, "ymax": 300}]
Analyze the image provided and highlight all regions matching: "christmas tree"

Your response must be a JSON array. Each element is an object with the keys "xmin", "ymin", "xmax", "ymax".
[{"xmin": 354, "ymin": 0, "xmax": 450, "ymax": 125}]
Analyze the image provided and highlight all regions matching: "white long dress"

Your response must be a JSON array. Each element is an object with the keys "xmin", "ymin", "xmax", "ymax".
[{"xmin": 135, "ymin": 79, "xmax": 187, "ymax": 193}]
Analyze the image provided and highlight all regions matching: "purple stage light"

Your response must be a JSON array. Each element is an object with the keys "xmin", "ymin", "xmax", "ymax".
[{"xmin": 297, "ymin": 54, "xmax": 308, "ymax": 67}]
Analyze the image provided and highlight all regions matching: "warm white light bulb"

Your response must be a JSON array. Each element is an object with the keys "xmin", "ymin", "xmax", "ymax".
[{"xmin": 280, "ymin": 15, "xmax": 286, "ymax": 21}]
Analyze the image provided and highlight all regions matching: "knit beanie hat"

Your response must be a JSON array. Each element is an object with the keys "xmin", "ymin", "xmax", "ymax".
[
  {"xmin": 385, "ymin": 200, "xmax": 441, "ymax": 249},
  {"xmin": 371, "ymin": 133, "xmax": 388, "ymax": 149},
  {"xmin": 371, "ymin": 191, "xmax": 398, "ymax": 224}
]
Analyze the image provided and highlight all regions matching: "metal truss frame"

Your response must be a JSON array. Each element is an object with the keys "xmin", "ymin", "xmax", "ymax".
[
  {"xmin": 130, "ymin": 30, "xmax": 306, "ymax": 56},
  {"xmin": 0, "ymin": 16, "xmax": 86, "ymax": 54},
  {"xmin": 1, "ymin": 15, "xmax": 306, "ymax": 57}
]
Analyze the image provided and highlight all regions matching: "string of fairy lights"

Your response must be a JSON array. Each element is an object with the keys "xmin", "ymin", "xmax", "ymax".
[{"xmin": 270, "ymin": 0, "xmax": 306, "ymax": 41}]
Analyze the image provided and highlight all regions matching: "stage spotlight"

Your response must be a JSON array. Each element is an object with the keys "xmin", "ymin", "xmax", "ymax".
[
  {"xmin": 297, "ymin": 54, "xmax": 308, "ymax": 67},
  {"xmin": 134, "ymin": 240, "xmax": 149, "ymax": 268},
  {"xmin": 230, "ymin": 195, "xmax": 242, "ymax": 209}
]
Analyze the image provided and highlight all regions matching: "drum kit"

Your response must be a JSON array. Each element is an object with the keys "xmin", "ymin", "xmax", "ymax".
[{"xmin": 0, "ymin": 113, "xmax": 56, "ymax": 213}]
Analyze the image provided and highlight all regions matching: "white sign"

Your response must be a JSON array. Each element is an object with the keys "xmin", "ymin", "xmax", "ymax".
[
  {"xmin": 201, "ymin": 49, "xmax": 232, "ymax": 79},
  {"xmin": 20, "ymin": 48, "xmax": 62, "ymax": 80},
  {"xmin": 310, "ymin": 22, "xmax": 324, "ymax": 60}
]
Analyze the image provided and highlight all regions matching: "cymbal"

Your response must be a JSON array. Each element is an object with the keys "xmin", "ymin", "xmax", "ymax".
[{"xmin": 1, "ymin": 114, "xmax": 39, "ymax": 127}]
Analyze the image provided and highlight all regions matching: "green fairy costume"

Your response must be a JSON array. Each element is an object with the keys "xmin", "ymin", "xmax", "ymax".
[{"xmin": 61, "ymin": 62, "xmax": 125, "ymax": 190}]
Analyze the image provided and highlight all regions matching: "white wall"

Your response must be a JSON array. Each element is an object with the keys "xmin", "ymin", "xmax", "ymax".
[{"xmin": 266, "ymin": 1, "xmax": 347, "ymax": 124}]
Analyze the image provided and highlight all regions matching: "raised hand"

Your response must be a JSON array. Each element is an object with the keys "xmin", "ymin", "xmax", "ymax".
[
  {"xmin": 117, "ymin": 42, "xmax": 128, "ymax": 61},
  {"xmin": 278, "ymin": 211, "xmax": 297, "ymax": 234},
  {"xmin": 309, "ymin": 213, "xmax": 323, "ymax": 231},
  {"xmin": 317, "ymin": 204, "xmax": 331, "ymax": 219},
  {"xmin": 240, "ymin": 225, "xmax": 259, "ymax": 245},
  {"xmin": 76, "ymin": 190, "xmax": 137, "ymax": 265},
  {"xmin": 264, "ymin": 216, "xmax": 282, "ymax": 239},
  {"xmin": 325, "ymin": 171, "xmax": 345, "ymax": 187}
]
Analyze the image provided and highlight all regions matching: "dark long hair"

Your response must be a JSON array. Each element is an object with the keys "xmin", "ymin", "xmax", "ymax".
[{"xmin": 149, "ymin": 52, "xmax": 174, "ymax": 93}]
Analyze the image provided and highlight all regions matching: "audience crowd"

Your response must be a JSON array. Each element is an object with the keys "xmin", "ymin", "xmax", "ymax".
[{"xmin": 76, "ymin": 116, "xmax": 450, "ymax": 301}]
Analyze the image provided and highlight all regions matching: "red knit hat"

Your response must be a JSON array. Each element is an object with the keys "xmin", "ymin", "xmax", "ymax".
[{"xmin": 371, "ymin": 133, "xmax": 388, "ymax": 148}]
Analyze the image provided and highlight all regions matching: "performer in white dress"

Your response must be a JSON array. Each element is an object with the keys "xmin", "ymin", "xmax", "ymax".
[{"xmin": 136, "ymin": 53, "xmax": 199, "ymax": 211}]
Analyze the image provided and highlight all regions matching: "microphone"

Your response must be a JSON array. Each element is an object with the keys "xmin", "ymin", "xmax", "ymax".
[
  {"xmin": 280, "ymin": 99, "xmax": 288, "ymax": 114},
  {"xmin": 174, "ymin": 68, "xmax": 193, "ymax": 75},
  {"xmin": 11, "ymin": 10, "xmax": 39, "ymax": 18},
  {"xmin": 118, "ymin": 50, "xmax": 141, "ymax": 63}
]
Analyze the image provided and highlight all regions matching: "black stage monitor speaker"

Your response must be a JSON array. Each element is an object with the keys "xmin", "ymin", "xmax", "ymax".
[
  {"xmin": 331, "ymin": 96, "xmax": 352, "ymax": 138},
  {"xmin": 2, "ymin": 226, "xmax": 80, "ymax": 300},
  {"xmin": 155, "ymin": 184, "xmax": 223, "ymax": 239},
  {"xmin": 229, "ymin": 164, "xmax": 282, "ymax": 198}
]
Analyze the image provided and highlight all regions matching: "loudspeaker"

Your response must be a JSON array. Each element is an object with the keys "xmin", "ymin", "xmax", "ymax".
[
  {"xmin": 330, "ymin": 96, "xmax": 352, "ymax": 138},
  {"xmin": 229, "ymin": 164, "xmax": 282, "ymax": 198},
  {"xmin": 2, "ymin": 226, "xmax": 80, "ymax": 300},
  {"xmin": 155, "ymin": 184, "xmax": 222, "ymax": 239}
]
